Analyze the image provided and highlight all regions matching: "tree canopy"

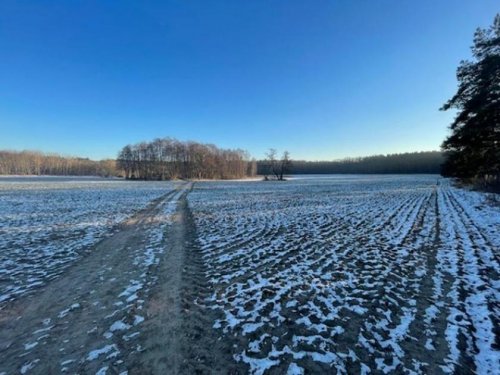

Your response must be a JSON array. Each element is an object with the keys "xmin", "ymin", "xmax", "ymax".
[
  {"xmin": 441, "ymin": 14, "xmax": 500, "ymax": 185},
  {"xmin": 117, "ymin": 138, "xmax": 256, "ymax": 180},
  {"xmin": 258, "ymin": 151, "xmax": 443, "ymax": 175}
]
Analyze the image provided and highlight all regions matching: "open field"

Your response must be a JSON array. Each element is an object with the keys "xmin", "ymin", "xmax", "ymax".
[
  {"xmin": 189, "ymin": 175, "xmax": 499, "ymax": 374},
  {"xmin": 0, "ymin": 175, "xmax": 498, "ymax": 374},
  {"xmin": 0, "ymin": 178, "xmax": 174, "ymax": 304}
]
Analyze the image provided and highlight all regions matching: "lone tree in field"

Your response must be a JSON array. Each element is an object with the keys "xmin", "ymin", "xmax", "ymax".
[
  {"xmin": 279, "ymin": 151, "xmax": 292, "ymax": 180},
  {"xmin": 264, "ymin": 149, "xmax": 292, "ymax": 180},
  {"xmin": 441, "ymin": 14, "xmax": 500, "ymax": 188},
  {"xmin": 264, "ymin": 148, "xmax": 278, "ymax": 180}
]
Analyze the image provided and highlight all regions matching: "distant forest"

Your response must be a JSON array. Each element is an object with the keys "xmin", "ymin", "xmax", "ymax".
[
  {"xmin": 0, "ymin": 150, "xmax": 116, "ymax": 177},
  {"xmin": 257, "ymin": 151, "xmax": 444, "ymax": 175},
  {"xmin": 1, "ymin": 149, "xmax": 444, "ymax": 178},
  {"xmin": 117, "ymin": 138, "xmax": 257, "ymax": 180}
]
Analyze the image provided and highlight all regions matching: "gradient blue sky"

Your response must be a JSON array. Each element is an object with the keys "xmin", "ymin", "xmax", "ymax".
[{"xmin": 1, "ymin": 1, "xmax": 498, "ymax": 160}]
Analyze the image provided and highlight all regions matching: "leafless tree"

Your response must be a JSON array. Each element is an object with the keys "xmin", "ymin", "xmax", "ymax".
[
  {"xmin": 263, "ymin": 149, "xmax": 291, "ymax": 181},
  {"xmin": 116, "ymin": 138, "xmax": 255, "ymax": 180},
  {"xmin": 279, "ymin": 151, "xmax": 292, "ymax": 180},
  {"xmin": 264, "ymin": 148, "xmax": 277, "ymax": 180},
  {"xmin": 0, "ymin": 150, "xmax": 117, "ymax": 176}
]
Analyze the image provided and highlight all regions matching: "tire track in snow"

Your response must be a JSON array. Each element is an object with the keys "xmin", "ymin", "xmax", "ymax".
[
  {"xmin": 0, "ymin": 182, "xmax": 188, "ymax": 374},
  {"xmin": 128, "ymin": 183, "xmax": 245, "ymax": 374}
]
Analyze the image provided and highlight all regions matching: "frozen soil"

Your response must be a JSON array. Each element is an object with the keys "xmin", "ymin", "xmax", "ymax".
[
  {"xmin": 1, "ymin": 175, "xmax": 498, "ymax": 374},
  {"xmin": 0, "ymin": 179, "xmax": 172, "ymax": 304},
  {"xmin": 189, "ymin": 176, "xmax": 499, "ymax": 374},
  {"xmin": 0, "ymin": 182, "xmax": 237, "ymax": 374},
  {"xmin": 127, "ymin": 193, "xmax": 243, "ymax": 374}
]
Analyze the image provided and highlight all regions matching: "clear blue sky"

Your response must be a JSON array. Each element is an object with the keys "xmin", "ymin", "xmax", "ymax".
[{"xmin": 0, "ymin": 1, "xmax": 498, "ymax": 160}]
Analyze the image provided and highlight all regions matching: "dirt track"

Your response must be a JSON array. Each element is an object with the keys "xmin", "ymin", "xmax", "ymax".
[{"xmin": 0, "ymin": 182, "xmax": 237, "ymax": 374}]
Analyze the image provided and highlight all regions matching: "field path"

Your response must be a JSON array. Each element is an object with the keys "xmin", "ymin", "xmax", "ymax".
[
  {"xmin": 0, "ymin": 181, "xmax": 227, "ymax": 374},
  {"xmin": 126, "ymin": 190, "xmax": 240, "ymax": 374}
]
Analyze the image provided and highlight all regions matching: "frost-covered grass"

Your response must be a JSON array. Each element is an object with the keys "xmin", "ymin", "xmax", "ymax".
[
  {"xmin": 189, "ymin": 175, "xmax": 500, "ymax": 374},
  {"xmin": 0, "ymin": 177, "xmax": 173, "ymax": 304}
]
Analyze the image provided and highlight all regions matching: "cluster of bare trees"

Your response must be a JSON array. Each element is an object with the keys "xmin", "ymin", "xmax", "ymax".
[
  {"xmin": 0, "ymin": 150, "xmax": 116, "ymax": 176},
  {"xmin": 117, "ymin": 138, "xmax": 257, "ymax": 180}
]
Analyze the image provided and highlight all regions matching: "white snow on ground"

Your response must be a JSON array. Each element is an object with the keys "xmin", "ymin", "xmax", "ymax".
[
  {"xmin": 0, "ymin": 178, "xmax": 171, "ymax": 304},
  {"xmin": 0, "ymin": 178, "xmax": 185, "ymax": 374},
  {"xmin": 189, "ymin": 175, "xmax": 499, "ymax": 374},
  {"xmin": 87, "ymin": 344, "xmax": 119, "ymax": 361},
  {"xmin": 58, "ymin": 303, "xmax": 81, "ymax": 318},
  {"xmin": 82, "ymin": 185, "xmax": 184, "ymax": 371},
  {"xmin": 109, "ymin": 320, "xmax": 131, "ymax": 332},
  {"xmin": 2, "ymin": 176, "xmax": 497, "ymax": 373},
  {"xmin": 20, "ymin": 359, "xmax": 40, "ymax": 374}
]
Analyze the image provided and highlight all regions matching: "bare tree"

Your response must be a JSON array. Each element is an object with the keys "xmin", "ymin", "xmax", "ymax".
[
  {"xmin": 279, "ymin": 151, "xmax": 292, "ymax": 180},
  {"xmin": 263, "ymin": 149, "xmax": 291, "ymax": 181},
  {"xmin": 0, "ymin": 150, "xmax": 118, "ymax": 177},
  {"xmin": 264, "ymin": 148, "xmax": 278, "ymax": 180}
]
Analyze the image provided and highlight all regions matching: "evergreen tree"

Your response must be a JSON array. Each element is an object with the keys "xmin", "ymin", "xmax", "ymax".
[{"xmin": 441, "ymin": 14, "xmax": 500, "ymax": 184}]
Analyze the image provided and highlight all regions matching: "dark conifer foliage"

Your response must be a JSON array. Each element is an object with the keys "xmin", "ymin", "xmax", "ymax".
[
  {"xmin": 441, "ymin": 14, "xmax": 500, "ymax": 187},
  {"xmin": 257, "ymin": 151, "xmax": 443, "ymax": 175},
  {"xmin": 117, "ymin": 138, "xmax": 256, "ymax": 180}
]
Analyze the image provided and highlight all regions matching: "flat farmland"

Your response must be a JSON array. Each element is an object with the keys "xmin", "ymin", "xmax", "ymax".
[
  {"xmin": 189, "ymin": 175, "xmax": 499, "ymax": 374},
  {"xmin": 0, "ymin": 178, "xmax": 174, "ymax": 304},
  {"xmin": 0, "ymin": 175, "xmax": 498, "ymax": 374}
]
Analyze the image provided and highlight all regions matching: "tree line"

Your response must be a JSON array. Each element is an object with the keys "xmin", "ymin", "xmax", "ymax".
[
  {"xmin": 1, "ymin": 149, "xmax": 443, "ymax": 178},
  {"xmin": 117, "ymin": 137, "xmax": 256, "ymax": 180},
  {"xmin": 0, "ymin": 150, "xmax": 116, "ymax": 177},
  {"xmin": 257, "ymin": 151, "xmax": 444, "ymax": 175},
  {"xmin": 441, "ymin": 14, "xmax": 499, "ymax": 191}
]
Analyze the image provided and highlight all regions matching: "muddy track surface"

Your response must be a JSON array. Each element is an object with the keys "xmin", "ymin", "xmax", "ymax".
[
  {"xmin": 127, "ymin": 192, "xmax": 241, "ymax": 375},
  {"xmin": 0, "ymin": 182, "xmax": 232, "ymax": 374}
]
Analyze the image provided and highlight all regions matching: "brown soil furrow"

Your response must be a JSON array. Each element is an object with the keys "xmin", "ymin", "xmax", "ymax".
[{"xmin": 128, "ymin": 188, "xmax": 243, "ymax": 374}]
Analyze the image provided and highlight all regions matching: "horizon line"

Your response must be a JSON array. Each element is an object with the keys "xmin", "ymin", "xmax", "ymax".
[{"xmin": 0, "ymin": 147, "xmax": 442, "ymax": 163}]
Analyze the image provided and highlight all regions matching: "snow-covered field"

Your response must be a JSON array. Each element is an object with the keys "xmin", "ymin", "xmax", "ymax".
[
  {"xmin": 1, "ymin": 175, "xmax": 498, "ymax": 373},
  {"xmin": 189, "ymin": 175, "xmax": 500, "ymax": 374},
  {"xmin": 0, "ymin": 177, "xmax": 173, "ymax": 304}
]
